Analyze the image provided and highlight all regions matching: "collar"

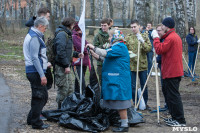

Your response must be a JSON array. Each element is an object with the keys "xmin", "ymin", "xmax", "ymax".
[{"xmin": 161, "ymin": 28, "xmax": 175, "ymax": 39}]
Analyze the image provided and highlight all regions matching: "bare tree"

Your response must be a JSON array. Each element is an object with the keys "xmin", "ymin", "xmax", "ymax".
[
  {"xmin": 107, "ymin": 0, "xmax": 113, "ymax": 18},
  {"xmin": 170, "ymin": 0, "xmax": 175, "ymax": 19},
  {"xmin": 145, "ymin": 0, "xmax": 151, "ymax": 26},
  {"xmin": 122, "ymin": 0, "xmax": 128, "ymax": 27},
  {"xmin": 46, "ymin": 0, "xmax": 56, "ymax": 34},
  {"xmin": 153, "ymin": 0, "xmax": 159, "ymax": 25},
  {"xmin": 131, "ymin": 0, "xmax": 135, "ymax": 21},
  {"xmin": 98, "ymin": 0, "xmax": 104, "ymax": 20},
  {"xmin": 62, "ymin": 0, "xmax": 65, "ymax": 18},
  {"xmin": 0, "ymin": 0, "xmax": 7, "ymax": 33},
  {"xmin": 186, "ymin": 0, "xmax": 196, "ymax": 28},
  {"xmin": 67, "ymin": 0, "xmax": 71, "ymax": 17},
  {"xmin": 174, "ymin": 0, "xmax": 187, "ymax": 51},
  {"xmin": 89, "ymin": 0, "xmax": 95, "ymax": 35},
  {"xmin": 135, "ymin": 0, "xmax": 146, "ymax": 26}
]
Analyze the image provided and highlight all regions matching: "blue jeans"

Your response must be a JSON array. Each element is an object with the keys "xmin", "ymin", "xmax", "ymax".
[
  {"xmin": 131, "ymin": 70, "xmax": 148, "ymax": 105},
  {"xmin": 147, "ymin": 51, "xmax": 153, "ymax": 74},
  {"xmin": 188, "ymin": 51, "xmax": 197, "ymax": 75}
]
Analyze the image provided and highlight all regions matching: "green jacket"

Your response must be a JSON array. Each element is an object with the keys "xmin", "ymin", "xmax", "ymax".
[
  {"xmin": 93, "ymin": 29, "xmax": 109, "ymax": 65},
  {"xmin": 126, "ymin": 32, "xmax": 152, "ymax": 71}
]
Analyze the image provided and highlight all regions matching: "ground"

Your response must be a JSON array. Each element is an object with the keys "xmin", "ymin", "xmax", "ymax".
[{"xmin": 0, "ymin": 28, "xmax": 200, "ymax": 133}]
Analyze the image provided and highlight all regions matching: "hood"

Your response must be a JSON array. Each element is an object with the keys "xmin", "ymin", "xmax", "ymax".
[
  {"xmin": 55, "ymin": 25, "xmax": 72, "ymax": 36},
  {"xmin": 98, "ymin": 28, "xmax": 109, "ymax": 37}
]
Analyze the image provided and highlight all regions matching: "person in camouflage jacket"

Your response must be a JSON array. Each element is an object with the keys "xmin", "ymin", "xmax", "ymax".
[
  {"xmin": 93, "ymin": 18, "xmax": 110, "ymax": 86},
  {"xmin": 126, "ymin": 20, "xmax": 151, "ymax": 108}
]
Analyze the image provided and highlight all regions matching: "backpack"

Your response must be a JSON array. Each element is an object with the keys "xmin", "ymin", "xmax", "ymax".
[{"xmin": 46, "ymin": 30, "xmax": 68, "ymax": 66}]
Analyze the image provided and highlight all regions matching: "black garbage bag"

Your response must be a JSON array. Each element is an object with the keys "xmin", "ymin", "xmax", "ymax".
[
  {"xmin": 127, "ymin": 107, "xmax": 145, "ymax": 126},
  {"xmin": 59, "ymin": 113, "xmax": 109, "ymax": 132},
  {"xmin": 42, "ymin": 109, "xmax": 65, "ymax": 122}
]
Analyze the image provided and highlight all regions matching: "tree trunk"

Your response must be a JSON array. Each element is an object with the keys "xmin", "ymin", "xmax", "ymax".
[
  {"xmin": 131, "ymin": 0, "xmax": 135, "ymax": 21},
  {"xmin": 153, "ymin": 0, "xmax": 158, "ymax": 25},
  {"xmin": 106, "ymin": 0, "xmax": 110, "ymax": 18},
  {"xmin": 159, "ymin": 0, "xmax": 164, "ymax": 23},
  {"xmin": 89, "ymin": 0, "xmax": 95, "ymax": 35},
  {"xmin": 186, "ymin": 0, "xmax": 195, "ymax": 28},
  {"xmin": 46, "ymin": 0, "xmax": 56, "ymax": 34},
  {"xmin": 144, "ymin": 0, "xmax": 151, "ymax": 26},
  {"xmin": 122, "ymin": 0, "xmax": 128, "ymax": 28},
  {"xmin": 67, "ymin": 0, "xmax": 71, "ymax": 17},
  {"xmin": 98, "ymin": 0, "xmax": 103, "ymax": 20},
  {"xmin": 15, "ymin": 0, "xmax": 17, "ymax": 20},
  {"xmin": 170, "ymin": 0, "xmax": 175, "ymax": 20},
  {"xmin": 135, "ymin": 0, "xmax": 145, "ymax": 26},
  {"xmin": 107, "ymin": 0, "xmax": 113, "ymax": 18},
  {"xmin": 62, "ymin": 0, "xmax": 65, "ymax": 18},
  {"xmin": 174, "ymin": 0, "xmax": 187, "ymax": 51}
]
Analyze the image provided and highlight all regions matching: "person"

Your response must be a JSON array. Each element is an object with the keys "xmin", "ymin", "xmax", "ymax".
[
  {"xmin": 186, "ymin": 27, "xmax": 199, "ymax": 77},
  {"xmin": 54, "ymin": 17, "xmax": 83, "ymax": 109},
  {"xmin": 93, "ymin": 18, "xmax": 110, "ymax": 86},
  {"xmin": 126, "ymin": 20, "xmax": 151, "ymax": 109},
  {"xmin": 72, "ymin": 22, "xmax": 90, "ymax": 94},
  {"xmin": 108, "ymin": 18, "xmax": 114, "ymax": 28},
  {"xmin": 151, "ymin": 17, "xmax": 186, "ymax": 126},
  {"xmin": 23, "ymin": 17, "xmax": 49, "ymax": 130},
  {"xmin": 146, "ymin": 22, "xmax": 154, "ymax": 75},
  {"xmin": 25, "ymin": 7, "xmax": 50, "ymax": 28},
  {"xmin": 156, "ymin": 24, "xmax": 168, "ymax": 110},
  {"xmin": 87, "ymin": 29, "xmax": 132, "ymax": 132}
]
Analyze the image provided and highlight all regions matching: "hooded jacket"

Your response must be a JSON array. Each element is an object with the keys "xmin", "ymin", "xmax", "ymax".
[{"xmin": 186, "ymin": 33, "xmax": 198, "ymax": 52}]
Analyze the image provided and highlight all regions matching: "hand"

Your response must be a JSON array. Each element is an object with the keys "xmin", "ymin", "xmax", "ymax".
[
  {"xmin": 197, "ymin": 38, "xmax": 200, "ymax": 43},
  {"xmin": 86, "ymin": 44, "xmax": 95, "ymax": 50},
  {"xmin": 41, "ymin": 76, "xmax": 47, "ymax": 86},
  {"xmin": 47, "ymin": 62, "xmax": 52, "ymax": 68},
  {"xmin": 65, "ymin": 67, "xmax": 70, "ymax": 74},
  {"xmin": 90, "ymin": 50, "xmax": 99, "ymax": 60},
  {"xmin": 78, "ymin": 53, "xmax": 84, "ymax": 58},
  {"xmin": 136, "ymin": 33, "xmax": 145, "ymax": 43},
  {"xmin": 151, "ymin": 30, "xmax": 159, "ymax": 39}
]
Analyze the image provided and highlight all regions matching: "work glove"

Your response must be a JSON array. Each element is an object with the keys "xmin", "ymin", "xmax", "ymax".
[
  {"xmin": 151, "ymin": 30, "xmax": 159, "ymax": 39},
  {"xmin": 197, "ymin": 38, "xmax": 200, "ymax": 43},
  {"xmin": 136, "ymin": 33, "xmax": 145, "ymax": 43}
]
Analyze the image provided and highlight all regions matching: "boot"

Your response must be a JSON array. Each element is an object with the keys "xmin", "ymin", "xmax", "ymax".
[{"xmin": 112, "ymin": 126, "xmax": 129, "ymax": 132}]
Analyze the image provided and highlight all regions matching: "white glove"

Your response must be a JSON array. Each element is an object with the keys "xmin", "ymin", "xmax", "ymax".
[
  {"xmin": 197, "ymin": 39, "xmax": 200, "ymax": 43},
  {"xmin": 136, "ymin": 33, "xmax": 145, "ymax": 43},
  {"xmin": 151, "ymin": 30, "xmax": 159, "ymax": 39}
]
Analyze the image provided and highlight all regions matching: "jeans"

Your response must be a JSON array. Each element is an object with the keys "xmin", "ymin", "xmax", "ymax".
[
  {"xmin": 163, "ymin": 77, "xmax": 186, "ymax": 124},
  {"xmin": 131, "ymin": 70, "xmax": 148, "ymax": 105},
  {"xmin": 147, "ymin": 51, "xmax": 153, "ymax": 74},
  {"xmin": 188, "ymin": 51, "xmax": 197, "ymax": 75},
  {"xmin": 26, "ymin": 73, "xmax": 48, "ymax": 128}
]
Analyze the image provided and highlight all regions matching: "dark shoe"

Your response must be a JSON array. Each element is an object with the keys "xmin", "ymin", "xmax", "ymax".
[
  {"xmin": 40, "ymin": 114, "xmax": 47, "ymax": 121},
  {"xmin": 32, "ymin": 124, "xmax": 49, "ymax": 130},
  {"xmin": 112, "ymin": 126, "xmax": 129, "ymax": 132},
  {"xmin": 146, "ymin": 105, "xmax": 151, "ymax": 111}
]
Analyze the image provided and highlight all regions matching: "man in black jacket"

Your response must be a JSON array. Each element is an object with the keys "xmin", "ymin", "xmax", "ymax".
[{"xmin": 54, "ymin": 17, "xmax": 83, "ymax": 109}]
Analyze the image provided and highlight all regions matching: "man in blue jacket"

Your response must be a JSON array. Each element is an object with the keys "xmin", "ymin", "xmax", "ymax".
[{"xmin": 23, "ymin": 17, "xmax": 49, "ymax": 130}]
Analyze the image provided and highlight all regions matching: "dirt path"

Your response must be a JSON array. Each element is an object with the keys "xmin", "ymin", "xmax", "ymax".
[{"xmin": 0, "ymin": 73, "xmax": 11, "ymax": 133}]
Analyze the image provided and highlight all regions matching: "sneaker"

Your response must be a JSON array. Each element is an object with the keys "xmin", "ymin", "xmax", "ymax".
[
  {"xmin": 165, "ymin": 120, "xmax": 186, "ymax": 127},
  {"xmin": 40, "ymin": 114, "xmax": 47, "ymax": 121},
  {"xmin": 163, "ymin": 117, "xmax": 173, "ymax": 123}
]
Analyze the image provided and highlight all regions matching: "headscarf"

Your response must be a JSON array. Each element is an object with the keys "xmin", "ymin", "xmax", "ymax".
[
  {"xmin": 111, "ymin": 30, "xmax": 126, "ymax": 44},
  {"xmin": 73, "ymin": 22, "xmax": 81, "ymax": 31}
]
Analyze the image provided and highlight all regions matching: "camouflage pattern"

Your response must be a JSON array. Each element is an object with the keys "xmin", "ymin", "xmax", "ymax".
[
  {"xmin": 126, "ymin": 32, "xmax": 152, "ymax": 71},
  {"xmin": 55, "ymin": 64, "xmax": 74, "ymax": 104},
  {"xmin": 93, "ymin": 29, "xmax": 109, "ymax": 66}
]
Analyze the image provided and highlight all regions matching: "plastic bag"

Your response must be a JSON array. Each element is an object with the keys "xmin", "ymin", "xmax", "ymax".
[{"xmin": 138, "ymin": 88, "xmax": 146, "ymax": 110}]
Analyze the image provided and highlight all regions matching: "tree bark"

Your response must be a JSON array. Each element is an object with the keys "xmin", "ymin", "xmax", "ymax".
[
  {"xmin": 186, "ymin": 0, "xmax": 195, "ymax": 28},
  {"xmin": 174, "ymin": 0, "xmax": 187, "ymax": 51},
  {"xmin": 135, "ymin": 0, "xmax": 146, "ymax": 26},
  {"xmin": 107, "ymin": 0, "xmax": 113, "ymax": 18},
  {"xmin": 46, "ymin": 0, "xmax": 56, "ymax": 34},
  {"xmin": 122, "ymin": 0, "xmax": 128, "ymax": 28},
  {"xmin": 131, "ymin": 0, "xmax": 135, "ymax": 21},
  {"xmin": 89, "ymin": 0, "xmax": 95, "ymax": 35}
]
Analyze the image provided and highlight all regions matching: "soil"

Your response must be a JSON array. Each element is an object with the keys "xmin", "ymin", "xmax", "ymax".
[{"xmin": 0, "ymin": 29, "xmax": 200, "ymax": 133}]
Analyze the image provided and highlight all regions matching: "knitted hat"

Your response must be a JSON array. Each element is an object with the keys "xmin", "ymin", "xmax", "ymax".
[
  {"xmin": 73, "ymin": 22, "xmax": 81, "ymax": 31},
  {"xmin": 162, "ymin": 17, "xmax": 175, "ymax": 28}
]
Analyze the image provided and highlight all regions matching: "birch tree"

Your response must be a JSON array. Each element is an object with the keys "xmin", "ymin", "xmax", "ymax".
[
  {"xmin": 135, "ymin": 0, "xmax": 146, "ymax": 26},
  {"xmin": 107, "ymin": 0, "xmax": 113, "ymax": 18},
  {"xmin": 153, "ymin": 0, "xmax": 158, "ymax": 25},
  {"xmin": 62, "ymin": 0, "xmax": 65, "ymax": 18},
  {"xmin": 46, "ymin": 0, "xmax": 56, "ymax": 33},
  {"xmin": 170, "ymin": 0, "xmax": 175, "ymax": 19},
  {"xmin": 122, "ymin": 0, "xmax": 128, "ymax": 27},
  {"xmin": 186, "ymin": 0, "xmax": 196, "ymax": 28},
  {"xmin": 98, "ymin": 0, "xmax": 104, "ymax": 20},
  {"xmin": 159, "ymin": 0, "xmax": 164, "ymax": 23},
  {"xmin": 89, "ymin": 0, "xmax": 95, "ymax": 35},
  {"xmin": 67, "ymin": 0, "xmax": 71, "ymax": 17},
  {"xmin": 174, "ymin": 0, "xmax": 187, "ymax": 50}
]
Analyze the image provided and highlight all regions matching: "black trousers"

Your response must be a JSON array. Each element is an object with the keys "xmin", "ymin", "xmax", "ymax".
[
  {"xmin": 26, "ymin": 73, "xmax": 48, "ymax": 128},
  {"xmin": 74, "ymin": 66, "xmax": 87, "ymax": 94},
  {"xmin": 163, "ymin": 77, "xmax": 186, "ymax": 124}
]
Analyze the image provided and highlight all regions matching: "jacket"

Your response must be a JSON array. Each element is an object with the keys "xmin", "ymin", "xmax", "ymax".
[
  {"xmin": 186, "ymin": 33, "xmax": 198, "ymax": 52},
  {"xmin": 54, "ymin": 25, "xmax": 79, "ymax": 68},
  {"xmin": 102, "ymin": 42, "xmax": 132, "ymax": 100},
  {"xmin": 72, "ymin": 30, "xmax": 89, "ymax": 66},
  {"xmin": 153, "ymin": 28, "xmax": 184, "ymax": 79},
  {"xmin": 148, "ymin": 29, "xmax": 154, "ymax": 51},
  {"xmin": 126, "ymin": 32, "xmax": 152, "ymax": 71},
  {"xmin": 93, "ymin": 29, "xmax": 109, "ymax": 66},
  {"xmin": 23, "ymin": 27, "xmax": 47, "ymax": 78}
]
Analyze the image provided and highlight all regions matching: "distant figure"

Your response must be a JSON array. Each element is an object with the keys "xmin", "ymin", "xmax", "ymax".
[
  {"xmin": 146, "ymin": 22, "xmax": 154, "ymax": 75},
  {"xmin": 186, "ymin": 27, "xmax": 199, "ymax": 77}
]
